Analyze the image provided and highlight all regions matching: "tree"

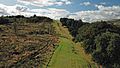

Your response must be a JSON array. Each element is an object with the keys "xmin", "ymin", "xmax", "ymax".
[
  {"xmin": 60, "ymin": 18, "xmax": 84, "ymax": 37},
  {"xmin": 76, "ymin": 21, "xmax": 120, "ymax": 53},
  {"xmin": 93, "ymin": 31, "xmax": 120, "ymax": 68},
  {"xmin": 75, "ymin": 21, "xmax": 120, "ymax": 68},
  {"xmin": 0, "ymin": 17, "xmax": 11, "ymax": 24}
]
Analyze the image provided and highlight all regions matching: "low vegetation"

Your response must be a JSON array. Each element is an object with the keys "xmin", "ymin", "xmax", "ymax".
[{"xmin": 0, "ymin": 15, "xmax": 58, "ymax": 68}]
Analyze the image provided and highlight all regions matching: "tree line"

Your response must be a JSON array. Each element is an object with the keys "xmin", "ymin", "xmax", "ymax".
[
  {"xmin": 0, "ymin": 15, "xmax": 53, "ymax": 24},
  {"xmin": 0, "ymin": 15, "xmax": 55, "ymax": 35},
  {"xmin": 60, "ymin": 18, "xmax": 120, "ymax": 68}
]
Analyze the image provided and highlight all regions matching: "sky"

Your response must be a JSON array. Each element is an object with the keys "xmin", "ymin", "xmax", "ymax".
[{"xmin": 0, "ymin": 0, "xmax": 120, "ymax": 22}]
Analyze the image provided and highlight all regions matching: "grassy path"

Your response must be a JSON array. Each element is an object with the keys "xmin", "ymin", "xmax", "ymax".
[
  {"xmin": 48, "ymin": 37, "xmax": 93, "ymax": 68},
  {"xmin": 47, "ymin": 21, "xmax": 96, "ymax": 68}
]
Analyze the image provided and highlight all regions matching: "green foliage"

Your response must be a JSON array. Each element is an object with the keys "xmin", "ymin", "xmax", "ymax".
[
  {"xmin": 76, "ymin": 21, "xmax": 120, "ymax": 53},
  {"xmin": 1, "ymin": 15, "xmax": 53, "ymax": 24},
  {"xmin": 93, "ymin": 32, "xmax": 120, "ymax": 67},
  {"xmin": 60, "ymin": 18, "xmax": 84, "ymax": 37},
  {"xmin": 74, "ymin": 20, "xmax": 120, "ymax": 68},
  {"xmin": 0, "ymin": 17, "xmax": 11, "ymax": 24}
]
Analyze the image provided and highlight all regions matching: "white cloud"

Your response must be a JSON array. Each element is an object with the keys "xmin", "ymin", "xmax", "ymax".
[
  {"xmin": 80, "ymin": 2, "xmax": 91, "ymax": 6},
  {"xmin": 100, "ymin": 2, "xmax": 106, "ymax": 5},
  {"xmin": 69, "ymin": 5, "xmax": 120, "ymax": 22},
  {"xmin": 29, "ymin": 8, "xmax": 70, "ymax": 19},
  {"xmin": 0, "ymin": 4, "xmax": 29, "ymax": 16},
  {"xmin": 0, "ymin": 3, "xmax": 120, "ymax": 23},
  {"xmin": 17, "ymin": 0, "xmax": 71, "ymax": 7},
  {"xmin": 0, "ymin": 4, "xmax": 69, "ymax": 19},
  {"xmin": 80, "ymin": 2, "xmax": 107, "ymax": 7}
]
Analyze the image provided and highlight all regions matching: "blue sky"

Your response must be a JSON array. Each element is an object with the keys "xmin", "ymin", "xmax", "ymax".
[{"xmin": 0, "ymin": 0, "xmax": 120, "ymax": 22}]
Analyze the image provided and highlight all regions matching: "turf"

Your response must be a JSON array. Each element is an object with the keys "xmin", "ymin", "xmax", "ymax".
[
  {"xmin": 48, "ymin": 37, "xmax": 93, "ymax": 68},
  {"xmin": 47, "ymin": 21, "xmax": 97, "ymax": 68}
]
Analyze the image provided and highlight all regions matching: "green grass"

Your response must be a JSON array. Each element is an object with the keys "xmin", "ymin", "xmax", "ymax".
[
  {"xmin": 47, "ymin": 21, "xmax": 97, "ymax": 68},
  {"xmin": 52, "ymin": 20, "xmax": 73, "ymax": 39},
  {"xmin": 48, "ymin": 37, "xmax": 94, "ymax": 68}
]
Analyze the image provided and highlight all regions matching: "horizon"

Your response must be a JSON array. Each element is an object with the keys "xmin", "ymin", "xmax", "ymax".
[{"xmin": 0, "ymin": 0, "xmax": 120, "ymax": 22}]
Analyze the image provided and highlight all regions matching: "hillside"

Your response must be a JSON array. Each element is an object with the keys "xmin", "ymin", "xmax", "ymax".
[
  {"xmin": 1, "ymin": 16, "xmax": 120, "ymax": 68},
  {"xmin": 0, "ymin": 16, "xmax": 58, "ymax": 68},
  {"xmin": 107, "ymin": 19, "xmax": 120, "ymax": 26},
  {"xmin": 0, "ymin": 17, "xmax": 97, "ymax": 68}
]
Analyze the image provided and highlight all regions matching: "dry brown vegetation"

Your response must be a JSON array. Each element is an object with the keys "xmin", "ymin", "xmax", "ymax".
[{"xmin": 0, "ymin": 16, "xmax": 58, "ymax": 68}]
